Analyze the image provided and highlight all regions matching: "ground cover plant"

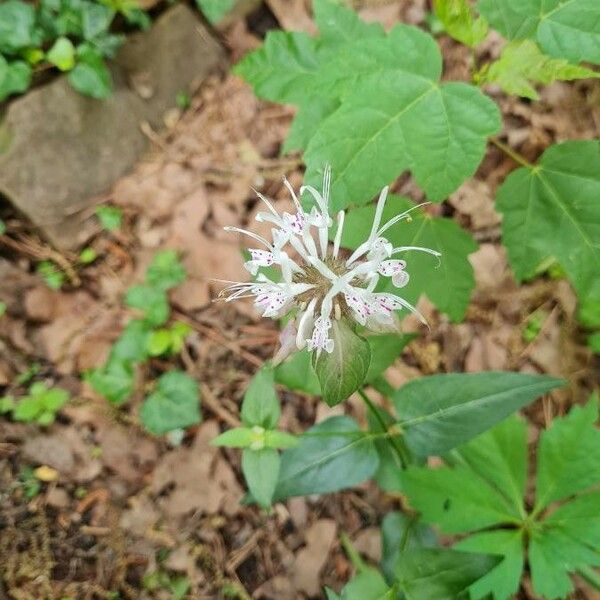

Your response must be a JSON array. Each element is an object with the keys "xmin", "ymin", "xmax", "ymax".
[{"xmin": 0, "ymin": 0, "xmax": 599, "ymax": 598}]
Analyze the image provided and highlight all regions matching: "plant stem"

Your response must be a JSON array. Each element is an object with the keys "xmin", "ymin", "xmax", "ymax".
[
  {"xmin": 357, "ymin": 388, "xmax": 410, "ymax": 468},
  {"xmin": 490, "ymin": 137, "xmax": 534, "ymax": 168}
]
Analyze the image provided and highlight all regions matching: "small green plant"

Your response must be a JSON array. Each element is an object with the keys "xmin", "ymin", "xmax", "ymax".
[
  {"xmin": 0, "ymin": 0, "xmax": 151, "ymax": 102},
  {"xmin": 87, "ymin": 250, "xmax": 201, "ymax": 436},
  {"xmin": 79, "ymin": 246, "xmax": 98, "ymax": 264},
  {"xmin": 19, "ymin": 466, "xmax": 42, "ymax": 499},
  {"xmin": 403, "ymin": 397, "xmax": 600, "ymax": 600},
  {"xmin": 95, "ymin": 205, "xmax": 123, "ymax": 231},
  {"xmin": 522, "ymin": 308, "xmax": 548, "ymax": 343},
  {"xmin": 36, "ymin": 260, "xmax": 65, "ymax": 290},
  {"xmin": 1, "ymin": 382, "xmax": 69, "ymax": 425}
]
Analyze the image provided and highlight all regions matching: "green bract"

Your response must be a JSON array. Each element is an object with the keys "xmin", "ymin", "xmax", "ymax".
[{"xmin": 403, "ymin": 399, "xmax": 600, "ymax": 600}]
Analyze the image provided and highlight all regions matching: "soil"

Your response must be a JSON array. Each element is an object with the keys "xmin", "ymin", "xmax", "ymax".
[{"xmin": 0, "ymin": 1, "xmax": 599, "ymax": 599}]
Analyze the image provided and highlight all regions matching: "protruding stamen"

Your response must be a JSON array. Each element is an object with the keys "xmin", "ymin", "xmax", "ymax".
[{"xmin": 333, "ymin": 210, "xmax": 345, "ymax": 259}]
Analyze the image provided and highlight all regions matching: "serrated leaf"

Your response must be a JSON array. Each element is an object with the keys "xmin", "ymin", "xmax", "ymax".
[
  {"xmin": 125, "ymin": 285, "xmax": 170, "ymax": 327},
  {"xmin": 313, "ymin": 319, "xmax": 371, "ymax": 406},
  {"xmin": 87, "ymin": 357, "xmax": 134, "ymax": 405},
  {"xmin": 478, "ymin": 0, "xmax": 600, "ymax": 64},
  {"xmin": 274, "ymin": 416, "xmax": 379, "ymax": 499},
  {"xmin": 47, "ymin": 36, "xmax": 76, "ymax": 71},
  {"xmin": 342, "ymin": 196, "xmax": 478, "ymax": 321},
  {"xmin": 304, "ymin": 26, "xmax": 500, "ymax": 207},
  {"xmin": 241, "ymin": 365, "xmax": 280, "ymax": 429},
  {"xmin": 394, "ymin": 372, "xmax": 563, "ymax": 457},
  {"xmin": 381, "ymin": 512, "xmax": 437, "ymax": 583},
  {"xmin": 242, "ymin": 447, "xmax": 280, "ymax": 508},
  {"xmin": 140, "ymin": 371, "xmax": 201, "ymax": 435},
  {"xmin": 534, "ymin": 399, "xmax": 600, "ymax": 510},
  {"xmin": 434, "ymin": 0, "xmax": 489, "ymax": 47},
  {"xmin": 394, "ymin": 548, "xmax": 501, "ymax": 600},
  {"xmin": 479, "ymin": 40, "xmax": 599, "ymax": 100},
  {"xmin": 282, "ymin": 97, "xmax": 339, "ymax": 154},
  {"xmin": 454, "ymin": 530, "xmax": 524, "ymax": 600},
  {"xmin": 496, "ymin": 140, "xmax": 600, "ymax": 313}
]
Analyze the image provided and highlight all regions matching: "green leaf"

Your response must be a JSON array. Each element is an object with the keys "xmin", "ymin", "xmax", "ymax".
[
  {"xmin": 242, "ymin": 447, "xmax": 280, "ymax": 508},
  {"xmin": 0, "ymin": 0, "xmax": 36, "ymax": 52},
  {"xmin": 0, "ymin": 395, "xmax": 15, "ymax": 414},
  {"xmin": 81, "ymin": 2, "xmax": 114, "ymax": 40},
  {"xmin": 534, "ymin": 399, "xmax": 600, "ymax": 510},
  {"xmin": 496, "ymin": 140, "xmax": 600, "ymax": 312},
  {"xmin": 282, "ymin": 97, "xmax": 339, "ymax": 154},
  {"xmin": 394, "ymin": 548, "xmax": 502, "ymax": 600},
  {"xmin": 195, "ymin": 0, "xmax": 236, "ymax": 24},
  {"xmin": 241, "ymin": 365, "xmax": 280, "ymax": 429},
  {"xmin": 68, "ymin": 46, "xmax": 112, "ymax": 99},
  {"xmin": 479, "ymin": 40, "xmax": 599, "ymax": 100},
  {"xmin": 313, "ymin": 319, "xmax": 371, "ymax": 406},
  {"xmin": 146, "ymin": 329, "xmax": 172, "ymax": 357},
  {"xmin": 342, "ymin": 196, "xmax": 478, "ymax": 322},
  {"xmin": 275, "ymin": 349, "xmax": 321, "ymax": 395},
  {"xmin": 140, "ymin": 371, "xmax": 201, "ymax": 435},
  {"xmin": 304, "ymin": 26, "xmax": 499, "ymax": 207},
  {"xmin": 145, "ymin": 250, "xmax": 186, "ymax": 291},
  {"xmin": 95, "ymin": 205, "xmax": 122, "ymax": 231},
  {"xmin": 588, "ymin": 331, "xmax": 600, "ymax": 354},
  {"xmin": 393, "ymin": 372, "xmax": 563, "ymax": 456},
  {"xmin": 169, "ymin": 575, "xmax": 190, "ymax": 600},
  {"xmin": 112, "ymin": 319, "xmax": 151, "ymax": 363},
  {"xmin": 380, "ymin": 512, "xmax": 437, "ymax": 583},
  {"xmin": 47, "ymin": 36, "xmax": 75, "ymax": 71},
  {"xmin": 434, "ymin": 0, "xmax": 489, "ymax": 47},
  {"xmin": 36, "ymin": 260, "xmax": 65, "ymax": 290},
  {"xmin": 274, "ymin": 415, "xmax": 379, "ymax": 499},
  {"xmin": 125, "ymin": 285, "xmax": 170, "ymax": 327},
  {"xmin": 212, "ymin": 427, "xmax": 256, "ymax": 448},
  {"xmin": 12, "ymin": 384, "xmax": 68, "ymax": 423},
  {"xmin": 264, "ymin": 430, "xmax": 298, "ymax": 449},
  {"xmin": 340, "ymin": 569, "xmax": 392, "ymax": 600},
  {"xmin": 87, "ymin": 357, "xmax": 134, "ymax": 405},
  {"xmin": 0, "ymin": 60, "xmax": 32, "ymax": 101},
  {"xmin": 365, "ymin": 334, "xmax": 415, "ymax": 382},
  {"xmin": 454, "ymin": 530, "xmax": 524, "ymax": 600},
  {"xmin": 478, "ymin": 0, "xmax": 600, "ymax": 64},
  {"xmin": 233, "ymin": 31, "xmax": 319, "ymax": 104}
]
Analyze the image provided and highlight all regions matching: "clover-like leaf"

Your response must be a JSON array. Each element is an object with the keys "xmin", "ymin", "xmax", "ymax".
[
  {"xmin": 478, "ymin": 0, "xmax": 600, "ymax": 64},
  {"xmin": 496, "ymin": 140, "xmax": 600, "ymax": 310}
]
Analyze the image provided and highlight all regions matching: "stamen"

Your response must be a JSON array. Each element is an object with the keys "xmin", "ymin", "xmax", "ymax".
[{"xmin": 333, "ymin": 211, "xmax": 345, "ymax": 258}]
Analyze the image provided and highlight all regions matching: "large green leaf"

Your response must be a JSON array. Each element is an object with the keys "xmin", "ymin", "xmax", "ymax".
[
  {"xmin": 0, "ymin": 0, "xmax": 35, "ymax": 52},
  {"xmin": 534, "ymin": 399, "xmax": 600, "ymax": 510},
  {"xmin": 275, "ymin": 349, "xmax": 321, "ymax": 395},
  {"xmin": 305, "ymin": 28, "xmax": 500, "ymax": 207},
  {"xmin": 497, "ymin": 139, "xmax": 600, "ymax": 318},
  {"xmin": 454, "ymin": 530, "xmax": 524, "ymax": 600},
  {"xmin": 394, "ymin": 548, "xmax": 501, "ymax": 600},
  {"xmin": 313, "ymin": 319, "xmax": 371, "ymax": 406},
  {"xmin": 342, "ymin": 196, "xmax": 478, "ymax": 322},
  {"xmin": 274, "ymin": 416, "xmax": 379, "ymax": 499},
  {"xmin": 339, "ymin": 569, "xmax": 393, "ymax": 600},
  {"xmin": 478, "ymin": 0, "xmax": 600, "ymax": 64},
  {"xmin": 392, "ymin": 372, "xmax": 563, "ymax": 456},
  {"xmin": 140, "ymin": 371, "xmax": 201, "ymax": 435},
  {"xmin": 242, "ymin": 448, "xmax": 280, "ymax": 509},
  {"xmin": 479, "ymin": 40, "xmax": 600, "ymax": 100}
]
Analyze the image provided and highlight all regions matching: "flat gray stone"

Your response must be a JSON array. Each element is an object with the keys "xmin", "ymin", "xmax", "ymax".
[{"xmin": 0, "ymin": 4, "xmax": 225, "ymax": 248}]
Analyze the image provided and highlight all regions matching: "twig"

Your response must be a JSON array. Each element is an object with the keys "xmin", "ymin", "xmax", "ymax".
[{"xmin": 200, "ymin": 382, "xmax": 240, "ymax": 428}]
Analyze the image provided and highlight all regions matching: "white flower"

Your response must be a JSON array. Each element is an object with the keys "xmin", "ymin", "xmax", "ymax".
[{"xmin": 218, "ymin": 167, "xmax": 441, "ymax": 357}]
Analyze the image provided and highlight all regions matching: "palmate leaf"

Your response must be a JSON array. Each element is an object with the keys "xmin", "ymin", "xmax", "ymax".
[
  {"xmin": 342, "ymin": 196, "xmax": 478, "ymax": 322},
  {"xmin": 478, "ymin": 0, "xmax": 600, "ymax": 64},
  {"xmin": 434, "ymin": 0, "xmax": 489, "ymax": 47},
  {"xmin": 304, "ymin": 26, "xmax": 500, "ymax": 207},
  {"xmin": 496, "ymin": 140, "xmax": 600, "ymax": 310},
  {"xmin": 403, "ymin": 398, "xmax": 600, "ymax": 600},
  {"xmin": 479, "ymin": 40, "xmax": 600, "ymax": 100}
]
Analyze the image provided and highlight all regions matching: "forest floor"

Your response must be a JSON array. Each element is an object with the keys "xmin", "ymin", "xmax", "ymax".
[{"xmin": 1, "ymin": 1, "xmax": 599, "ymax": 599}]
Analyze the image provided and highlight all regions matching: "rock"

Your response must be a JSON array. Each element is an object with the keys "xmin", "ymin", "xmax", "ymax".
[{"xmin": 0, "ymin": 5, "xmax": 224, "ymax": 248}]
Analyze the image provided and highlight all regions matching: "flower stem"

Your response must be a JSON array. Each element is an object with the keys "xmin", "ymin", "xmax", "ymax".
[
  {"xmin": 358, "ymin": 387, "xmax": 411, "ymax": 469},
  {"xmin": 490, "ymin": 137, "xmax": 534, "ymax": 169}
]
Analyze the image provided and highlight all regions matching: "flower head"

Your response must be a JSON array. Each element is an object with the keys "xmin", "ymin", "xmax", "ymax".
[{"xmin": 218, "ymin": 167, "xmax": 441, "ymax": 358}]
